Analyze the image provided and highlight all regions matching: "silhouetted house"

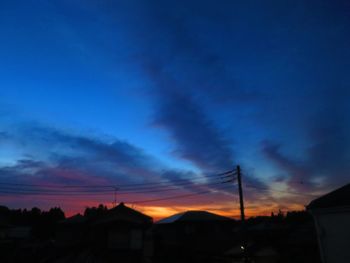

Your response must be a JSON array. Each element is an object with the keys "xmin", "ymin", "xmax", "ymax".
[
  {"xmin": 0, "ymin": 214, "xmax": 33, "ymax": 260},
  {"xmin": 0, "ymin": 221, "xmax": 11, "ymax": 240},
  {"xmin": 4, "ymin": 226, "xmax": 32, "ymax": 240},
  {"xmin": 91, "ymin": 203, "xmax": 152, "ymax": 253},
  {"xmin": 153, "ymin": 211, "xmax": 235, "ymax": 260},
  {"xmin": 307, "ymin": 183, "xmax": 350, "ymax": 263},
  {"xmin": 56, "ymin": 214, "xmax": 87, "ymax": 247}
]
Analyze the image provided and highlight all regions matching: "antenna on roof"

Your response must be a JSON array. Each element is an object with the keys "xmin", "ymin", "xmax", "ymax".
[{"xmin": 113, "ymin": 187, "xmax": 118, "ymax": 207}]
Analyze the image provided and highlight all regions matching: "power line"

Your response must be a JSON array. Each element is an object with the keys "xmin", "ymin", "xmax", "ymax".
[
  {"xmin": 0, "ymin": 184, "xmax": 234, "ymax": 204},
  {"xmin": 0, "ymin": 181, "xmax": 230, "ymax": 196},
  {"xmin": 0, "ymin": 170, "xmax": 236, "ymax": 190},
  {"xmin": 130, "ymin": 185, "xmax": 234, "ymax": 204},
  {"xmin": 0, "ymin": 172, "xmax": 235, "ymax": 194}
]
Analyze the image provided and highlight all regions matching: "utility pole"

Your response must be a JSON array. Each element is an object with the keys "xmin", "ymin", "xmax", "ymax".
[
  {"xmin": 236, "ymin": 165, "xmax": 248, "ymax": 262},
  {"xmin": 236, "ymin": 165, "xmax": 245, "ymax": 223}
]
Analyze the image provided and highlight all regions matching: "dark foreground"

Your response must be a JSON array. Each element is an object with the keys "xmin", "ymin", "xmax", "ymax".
[{"xmin": 0, "ymin": 205, "xmax": 321, "ymax": 263}]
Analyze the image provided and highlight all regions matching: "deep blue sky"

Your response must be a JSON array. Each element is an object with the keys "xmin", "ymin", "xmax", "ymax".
[{"xmin": 0, "ymin": 0, "xmax": 349, "ymax": 217}]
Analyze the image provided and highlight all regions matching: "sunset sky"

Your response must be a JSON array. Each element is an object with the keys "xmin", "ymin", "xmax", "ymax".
[{"xmin": 0, "ymin": 0, "xmax": 349, "ymax": 220}]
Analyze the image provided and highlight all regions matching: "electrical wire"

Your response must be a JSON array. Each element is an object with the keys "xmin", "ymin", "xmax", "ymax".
[
  {"xmin": 0, "ymin": 181, "xmax": 230, "ymax": 196},
  {"xmin": 0, "ymin": 184, "xmax": 235, "ymax": 204},
  {"xmin": 0, "ymin": 170, "xmax": 236, "ymax": 190},
  {"xmin": 130, "ymin": 184, "xmax": 234, "ymax": 204}
]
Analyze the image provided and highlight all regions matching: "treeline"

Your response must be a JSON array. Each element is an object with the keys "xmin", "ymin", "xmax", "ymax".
[
  {"xmin": 0, "ymin": 204, "xmax": 115, "ymax": 240},
  {"xmin": 0, "ymin": 205, "xmax": 65, "ymax": 239},
  {"xmin": 83, "ymin": 204, "xmax": 108, "ymax": 220},
  {"xmin": 0, "ymin": 204, "xmax": 112, "ymax": 224},
  {"xmin": 246, "ymin": 209, "xmax": 313, "ymax": 225}
]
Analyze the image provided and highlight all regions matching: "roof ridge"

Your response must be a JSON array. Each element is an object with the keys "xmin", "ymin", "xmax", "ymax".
[{"xmin": 307, "ymin": 183, "xmax": 350, "ymax": 210}]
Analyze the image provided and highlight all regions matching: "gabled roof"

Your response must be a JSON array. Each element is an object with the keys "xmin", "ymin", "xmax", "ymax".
[
  {"xmin": 60, "ymin": 214, "xmax": 87, "ymax": 225},
  {"xmin": 307, "ymin": 183, "xmax": 350, "ymax": 210},
  {"xmin": 157, "ymin": 210, "xmax": 232, "ymax": 224},
  {"xmin": 95, "ymin": 203, "xmax": 152, "ymax": 225}
]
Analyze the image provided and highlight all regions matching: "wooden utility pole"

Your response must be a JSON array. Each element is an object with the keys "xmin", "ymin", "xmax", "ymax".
[
  {"xmin": 236, "ymin": 165, "xmax": 245, "ymax": 223},
  {"xmin": 236, "ymin": 165, "xmax": 248, "ymax": 262}
]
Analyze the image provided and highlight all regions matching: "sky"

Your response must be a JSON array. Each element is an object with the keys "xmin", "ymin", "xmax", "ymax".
[{"xmin": 0, "ymin": 0, "xmax": 349, "ymax": 220}]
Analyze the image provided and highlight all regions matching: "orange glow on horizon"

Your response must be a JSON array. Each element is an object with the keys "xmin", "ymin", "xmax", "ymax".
[
  {"xmin": 124, "ymin": 202, "xmax": 306, "ymax": 221},
  {"xmin": 61, "ymin": 200, "xmax": 305, "ymax": 220},
  {"xmin": 1, "ymin": 194, "xmax": 309, "ymax": 220}
]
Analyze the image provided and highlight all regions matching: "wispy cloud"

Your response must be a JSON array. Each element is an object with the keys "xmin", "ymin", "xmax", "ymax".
[{"xmin": 0, "ymin": 123, "xmax": 239, "ymax": 216}]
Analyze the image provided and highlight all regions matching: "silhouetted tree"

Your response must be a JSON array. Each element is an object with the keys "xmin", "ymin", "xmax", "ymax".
[{"xmin": 84, "ymin": 204, "xmax": 108, "ymax": 220}]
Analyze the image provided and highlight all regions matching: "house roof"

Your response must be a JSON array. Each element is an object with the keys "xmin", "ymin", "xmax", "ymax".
[
  {"xmin": 157, "ymin": 210, "xmax": 232, "ymax": 224},
  {"xmin": 95, "ymin": 202, "xmax": 152, "ymax": 225},
  {"xmin": 60, "ymin": 214, "xmax": 87, "ymax": 225},
  {"xmin": 307, "ymin": 183, "xmax": 350, "ymax": 210}
]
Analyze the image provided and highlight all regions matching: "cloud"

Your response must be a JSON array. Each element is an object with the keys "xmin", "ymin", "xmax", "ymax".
[
  {"xmin": 262, "ymin": 130, "xmax": 350, "ymax": 194},
  {"xmin": 153, "ymin": 90, "xmax": 234, "ymax": 173},
  {"xmin": 133, "ymin": 5, "xmax": 271, "ymax": 198},
  {"xmin": 117, "ymin": 1, "xmax": 265, "ymax": 107},
  {"xmin": 144, "ymin": 64, "xmax": 268, "ymax": 203},
  {"xmin": 261, "ymin": 141, "xmax": 313, "ymax": 191},
  {"xmin": 0, "ymin": 123, "xmax": 241, "ymax": 214},
  {"xmin": 111, "ymin": 0, "xmax": 349, "ymax": 198},
  {"xmin": 0, "ymin": 123, "xmax": 165, "ymax": 185}
]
